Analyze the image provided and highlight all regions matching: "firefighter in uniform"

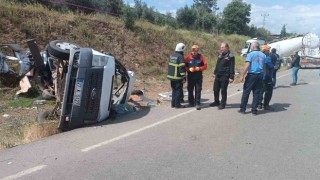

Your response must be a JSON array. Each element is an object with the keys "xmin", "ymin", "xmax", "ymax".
[
  {"xmin": 184, "ymin": 45, "xmax": 208, "ymax": 110},
  {"xmin": 210, "ymin": 42, "xmax": 235, "ymax": 110},
  {"xmin": 167, "ymin": 43, "xmax": 187, "ymax": 108}
]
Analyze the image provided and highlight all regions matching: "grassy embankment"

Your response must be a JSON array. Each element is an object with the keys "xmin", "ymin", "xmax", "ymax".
[{"xmin": 0, "ymin": 0, "xmax": 249, "ymax": 149}]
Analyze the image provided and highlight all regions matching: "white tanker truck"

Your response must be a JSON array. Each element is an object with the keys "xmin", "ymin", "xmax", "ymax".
[{"xmin": 241, "ymin": 33, "xmax": 320, "ymax": 68}]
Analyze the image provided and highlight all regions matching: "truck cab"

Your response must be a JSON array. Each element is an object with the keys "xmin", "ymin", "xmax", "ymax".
[{"xmin": 241, "ymin": 38, "xmax": 266, "ymax": 56}]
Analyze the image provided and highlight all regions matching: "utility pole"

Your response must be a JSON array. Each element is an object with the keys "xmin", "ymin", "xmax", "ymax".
[
  {"xmin": 261, "ymin": 13, "xmax": 269, "ymax": 28},
  {"xmin": 213, "ymin": 7, "xmax": 219, "ymax": 35}
]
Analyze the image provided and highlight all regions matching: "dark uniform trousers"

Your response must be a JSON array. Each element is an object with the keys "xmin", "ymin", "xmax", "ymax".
[
  {"xmin": 187, "ymin": 74, "xmax": 202, "ymax": 106},
  {"xmin": 259, "ymin": 76, "xmax": 273, "ymax": 106},
  {"xmin": 240, "ymin": 73, "xmax": 263, "ymax": 112},
  {"xmin": 171, "ymin": 80, "xmax": 183, "ymax": 107},
  {"xmin": 213, "ymin": 75, "xmax": 229, "ymax": 106},
  {"xmin": 272, "ymin": 69, "xmax": 278, "ymax": 87}
]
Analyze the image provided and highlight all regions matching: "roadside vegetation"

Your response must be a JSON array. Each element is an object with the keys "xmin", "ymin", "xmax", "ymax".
[{"xmin": 0, "ymin": 0, "xmax": 252, "ymax": 149}]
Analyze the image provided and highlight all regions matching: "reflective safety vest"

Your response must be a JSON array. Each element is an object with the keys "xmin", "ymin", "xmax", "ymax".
[{"xmin": 167, "ymin": 52, "xmax": 186, "ymax": 80}]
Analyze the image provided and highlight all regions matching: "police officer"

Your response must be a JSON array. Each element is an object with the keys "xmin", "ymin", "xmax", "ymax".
[
  {"xmin": 184, "ymin": 45, "xmax": 207, "ymax": 110},
  {"xmin": 239, "ymin": 42, "xmax": 266, "ymax": 115},
  {"xmin": 210, "ymin": 42, "xmax": 235, "ymax": 110},
  {"xmin": 167, "ymin": 43, "xmax": 187, "ymax": 108}
]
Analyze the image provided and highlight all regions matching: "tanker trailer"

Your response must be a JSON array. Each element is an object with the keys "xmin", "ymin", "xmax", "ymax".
[{"xmin": 268, "ymin": 33, "xmax": 319, "ymax": 67}]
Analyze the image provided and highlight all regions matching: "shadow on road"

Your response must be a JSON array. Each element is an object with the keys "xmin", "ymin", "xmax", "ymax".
[
  {"xmin": 275, "ymin": 85, "xmax": 291, "ymax": 89},
  {"xmin": 198, "ymin": 103, "xmax": 241, "ymax": 110},
  {"xmin": 92, "ymin": 107, "xmax": 151, "ymax": 127},
  {"xmin": 276, "ymin": 82, "xmax": 308, "ymax": 89},
  {"xmin": 256, "ymin": 103, "xmax": 291, "ymax": 115},
  {"xmin": 295, "ymin": 82, "xmax": 308, "ymax": 86}
]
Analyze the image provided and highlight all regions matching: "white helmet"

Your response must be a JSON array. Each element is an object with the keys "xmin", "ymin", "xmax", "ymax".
[{"xmin": 175, "ymin": 43, "xmax": 186, "ymax": 52}]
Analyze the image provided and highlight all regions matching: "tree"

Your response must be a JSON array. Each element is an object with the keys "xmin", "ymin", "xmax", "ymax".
[
  {"xmin": 164, "ymin": 12, "xmax": 178, "ymax": 28},
  {"xmin": 256, "ymin": 28, "xmax": 273, "ymax": 41},
  {"xmin": 122, "ymin": 5, "xmax": 136, "ymax": 30},
  {"xmin": 134, "ymin": 0, "xmax": 143, "ymax": 19},
  {"xmin": 220, "ymin": 0, "xmax": 251, "ymax": 35},
  {"xmin": 193, "ymin": 6, "xmax": 216, "ymax": 32},
  {"xmin": 193, "ymin": 0, "xmax": 218, "ymax": 13},
  {"xmin": 176, "ymin": 5, "xmax": 197, "ymax": 29},
  {"xmin": 202, "ymin": 12, "xmax": 216, "ymax": 32},
  {"xmin": 104, "ymin": 0, "xmax": 123, "ymax": 15},
  {"xmin": 280, "ymin": 24, "xmax": 287, "ymax": 38},
  {"xmin": 248, "ymin": 24, "xmax": 258, "ymax": 37},
  {"xmin": 141, "ymin": 5, "xmax": 156, "ymax": 23}
]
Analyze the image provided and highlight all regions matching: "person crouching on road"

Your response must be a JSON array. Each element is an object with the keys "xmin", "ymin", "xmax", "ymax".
[
  {"xmin": 238, "ymin": 42, "xmax": 266, "ymax": 115},
  {"xmin": 258, "ymin": 45, "xmax": 274, "ymax": 111},
  {"xmin": 167, "ymin": 43, "xmax": 187, "ymax": 108},
  {"xmin": 210, "ymin": 42, "xmax": 235, "ymax": 110},
  {"xmin": 184, "ymin": 45, "xmax": 207, "ymax": 110}
]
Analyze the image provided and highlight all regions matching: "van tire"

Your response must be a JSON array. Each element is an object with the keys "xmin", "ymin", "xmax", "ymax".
[{"xmin": 48, "ymin": 40, "xmax": 81, "ymax": 60}]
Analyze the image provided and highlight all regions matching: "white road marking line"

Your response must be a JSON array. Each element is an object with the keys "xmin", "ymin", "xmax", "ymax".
[
  {"xmin": 277, "ymin": 72, "xmax": 290, "ymax": 79},
  {"xmin": 81, "ymin": 89, "xmax": 246, "ymax": 152},
  {"xmin": 81, "ymin": 72, "xmax": 292, "ymax": 152},
  {"xmin": 81, "ymin": 109, "xmax": 196, "ymax": 152},
  {"xmin": 1, "ymin": 165, "xmax": 47, "ymax": 180}
]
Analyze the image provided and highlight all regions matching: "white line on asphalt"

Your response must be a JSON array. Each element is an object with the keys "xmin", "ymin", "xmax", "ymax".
[
  {"xmin": 81, "ymin": 89, "xmax": 245, "ymax": 152},
  {"xmin": 1, "ymin": 165, "xmax": 47, "ymax": 180},
  {"xmin": 277, "ymin": 72, "xmax": 291, "ymax": 79},
  {"xmin": 81, "ymin": 108, "xmax": 196, "ymax": 152},
  {"xmin": 81, "ymin": 72, "xmax": 292, "ymax": 152}
]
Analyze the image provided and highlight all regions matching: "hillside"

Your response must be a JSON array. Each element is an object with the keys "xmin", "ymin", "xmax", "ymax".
[{"xmin": 0, "ymin": 0, "xmax": 248, "ymax": 80}]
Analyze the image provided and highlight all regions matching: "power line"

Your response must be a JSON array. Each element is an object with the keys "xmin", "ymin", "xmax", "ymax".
[{"xmin": 261, "ymin": 13, "xmax": 269, "ymax": 28}]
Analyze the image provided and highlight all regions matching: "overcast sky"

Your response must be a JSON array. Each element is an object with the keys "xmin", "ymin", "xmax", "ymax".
[{"xmin": 125, "ymin": 0, "xmax": 320, "ymax": 36}]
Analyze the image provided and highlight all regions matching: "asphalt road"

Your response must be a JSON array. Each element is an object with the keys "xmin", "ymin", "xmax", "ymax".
[{"xmin": 1, "ymin": 69, "xmax": 320, "ymax": 180}]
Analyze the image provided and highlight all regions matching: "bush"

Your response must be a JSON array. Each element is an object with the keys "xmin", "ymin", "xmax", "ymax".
[{"xmin": 122, "ymin": 6, "xmax": 135, "ymax": 30}]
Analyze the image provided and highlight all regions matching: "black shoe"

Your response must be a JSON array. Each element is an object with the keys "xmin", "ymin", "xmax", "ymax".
[
  {"xmin": 180, "ymin": 99, "xmax": 185, "ymax": 103},
  {"xmin": 238, "ymin": 109, "xmax": 245, "ymax": 114},
  {"xmin": 264, "ymin": 105, "xmax": 274, "ymax": 111},
  {"xmin": 171, "ymin": 105, "xmax": 175, "ymax": 108},
  {"xmin": 218, "ymin": 105, "xmax": 225, "ymax": 110},
  {"xmin": 209, "ymin": 102, "xmax": 220, "ymax": 107},
  {"xmin": 252, "ymin": 111, "xmax": 258, "ymax": 115},
  {"xmin": 175, "ymin": 105, "xmax": 186, "ymax": 109},
  {"xmin": 290, "ymin": 83, "xmax": 296, "ymax": 86},
  {"xmin": 189, "ymin": 104, "xmax": 195, "ymax": 107},
  {"xmin": 257, "ymin": 104, "xmax": 263, "ymax": 109},
  {"xmin": 196, "ymin": 105, "xmax": 201, "ymax": 110}
]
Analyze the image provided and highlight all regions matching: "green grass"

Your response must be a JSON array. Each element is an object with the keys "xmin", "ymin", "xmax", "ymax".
[
  {"xmin": 8, "ymin": 97, "xmax": 37, "ymax": 108},
  {"xmin": 0, "ymin": 116, "xmax": 60, "ymax": 149},
  {"xmin": 0, "ymin": 116, "xmax": 27, "ymax": 148}
]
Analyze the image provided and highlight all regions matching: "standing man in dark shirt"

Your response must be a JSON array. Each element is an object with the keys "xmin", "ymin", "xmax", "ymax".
[
  {"xmin": 210, "ymin": 42, "xmax": 235, "ymax": 110},
  {"xmin": 270, "ymin": 48, "xmax": 280, "ymax": 88},
  {"xmin": 290, "ymin": 51, "xmax": 301, "ymax": 86}
]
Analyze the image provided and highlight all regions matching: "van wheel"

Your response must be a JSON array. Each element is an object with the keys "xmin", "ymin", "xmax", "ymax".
[{"xmin": 48, "ymin": 40, "xmax": 81, "ymax": 60}]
